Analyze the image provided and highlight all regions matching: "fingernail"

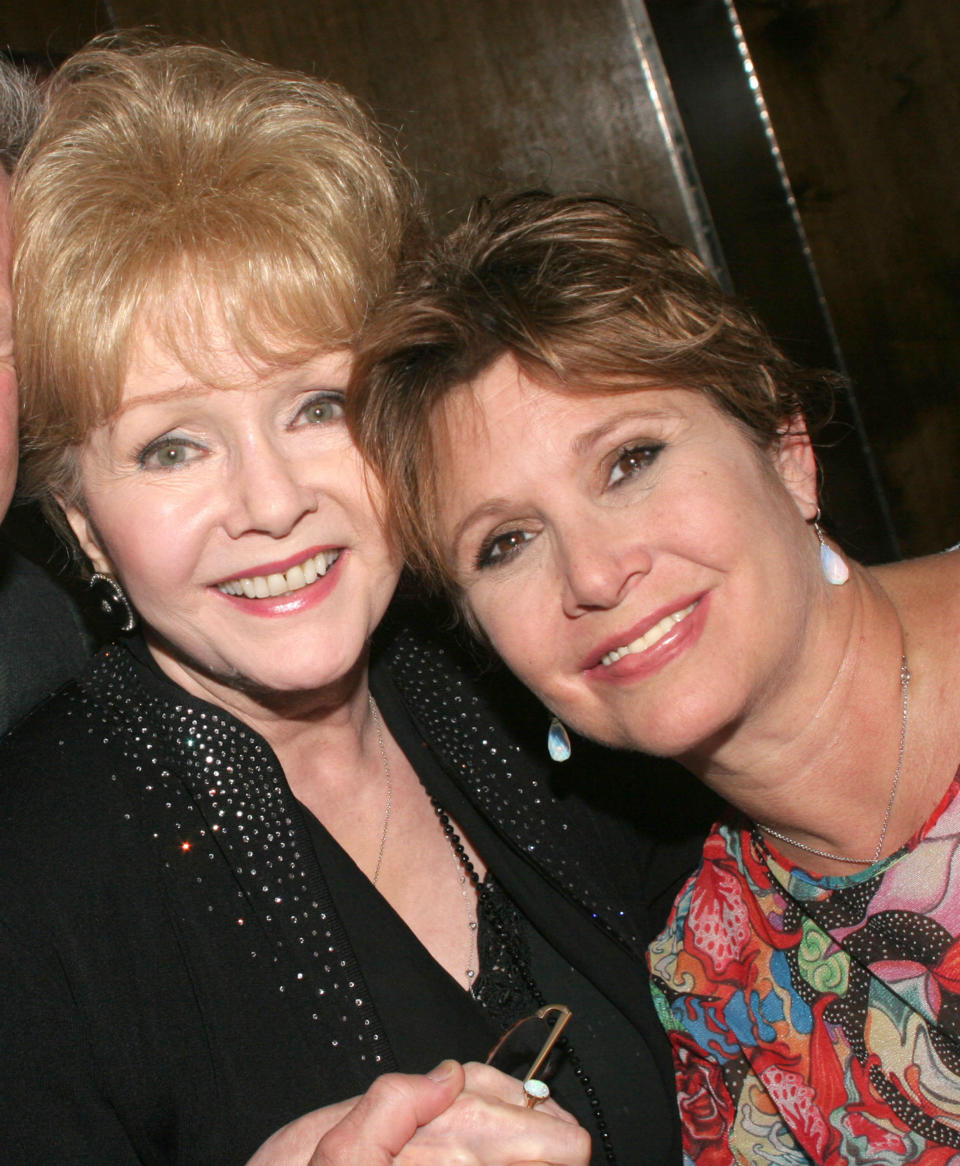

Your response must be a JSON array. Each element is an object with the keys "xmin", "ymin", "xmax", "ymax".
[{"xmin": 426, "ymin": 1059, "xmax": 457, "ymax": 1082}]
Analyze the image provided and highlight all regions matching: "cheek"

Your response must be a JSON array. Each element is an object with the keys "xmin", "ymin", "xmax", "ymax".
[
  {"xmin": 467, "ymin": 585, "xmax": 553, "ymax": 685},
  {"xmin": 88, "ymin": 489, "xmax": 204, "ymax": 590}
]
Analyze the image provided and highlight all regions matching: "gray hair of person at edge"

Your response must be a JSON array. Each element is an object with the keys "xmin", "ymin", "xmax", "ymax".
[
  {"xmin": 0, "ymin": 55, "xmax": 42, "ymax": 176},
  {"xmin": 350, "ymin": 189, "xmax": 843, "ymax": 601}
]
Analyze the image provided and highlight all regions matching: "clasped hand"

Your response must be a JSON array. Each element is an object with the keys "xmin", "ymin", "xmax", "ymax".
[{"xmin": 248, "ymin": 1060, "xmax": 591, "ymax": 1166}]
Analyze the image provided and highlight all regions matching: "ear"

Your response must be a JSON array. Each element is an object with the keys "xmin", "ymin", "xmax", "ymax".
[
  {"xmin": 61, "ymin": 499, "xmax": 116, "ymax": 577},
  {"xmin": 770, "ymin": 416, "xmax": 819, "ymax": 520}
]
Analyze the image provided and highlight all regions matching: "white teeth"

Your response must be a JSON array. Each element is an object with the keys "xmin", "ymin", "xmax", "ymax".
[
  {"xmin": 600, "ymin": 601, "xmax": 697, "ymax": 666},
  {"xmin": 217, "ymin": 550, "xmax": 341, "ymax": 599}
]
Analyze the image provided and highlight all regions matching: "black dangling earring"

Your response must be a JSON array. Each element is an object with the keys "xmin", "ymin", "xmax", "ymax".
[
  {"xmin": 89, "ymin": 572, "xmax": 137, "ymax": 633},
  {"xmin": 547, "ymin": 715, "xmax": 572, "ymax": 762}
]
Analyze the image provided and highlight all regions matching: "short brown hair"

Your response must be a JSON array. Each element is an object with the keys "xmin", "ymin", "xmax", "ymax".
[
  {"xmin": 352, "ymin": 190, "xmax": 839, "ymax": 592},
  {"xmin": 13, "ymin": 34, "xmax": 418, "ymax": 545}
]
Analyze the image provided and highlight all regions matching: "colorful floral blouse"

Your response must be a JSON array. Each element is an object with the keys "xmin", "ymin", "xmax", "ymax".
[{"xmin": 648, "ymin": 773, "xmax": 960, "ymax": 1165}]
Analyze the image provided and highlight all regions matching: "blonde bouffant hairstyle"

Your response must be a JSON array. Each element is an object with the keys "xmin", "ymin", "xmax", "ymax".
[{"xmin": 13, "ymin": 34, "xmax": 418, "ymax": 546}]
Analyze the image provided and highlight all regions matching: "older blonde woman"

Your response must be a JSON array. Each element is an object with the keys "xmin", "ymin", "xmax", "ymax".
[
  {"xmin": 354, "ymin": 191, "xmax": 960, "ymax": 1164},
  {"xmin": 0, "ymin": 46, "xmax": 696, "ymax": 1166}
]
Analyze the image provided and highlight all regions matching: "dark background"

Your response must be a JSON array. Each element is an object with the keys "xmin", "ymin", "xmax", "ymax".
[{"xmin": 4, "ymin": 0, "xmax": 958, "ymax": 562}]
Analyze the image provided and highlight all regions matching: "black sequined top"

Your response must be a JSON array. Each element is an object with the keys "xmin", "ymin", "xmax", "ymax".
[{"xmin": 0, "ymin": 603, "xmax": 705, "ymax": 1165}]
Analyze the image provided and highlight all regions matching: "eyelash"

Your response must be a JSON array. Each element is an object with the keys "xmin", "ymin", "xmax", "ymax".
[
  {"xmin": 608, "ymin": 442, "xmax": 664, "ymax": 486},
  {"xmin": 475, "ymin": 528, "xmax": 534, "ymax": 571},
  {"xmin": 294, "ymin": 391, "xmax": 346, "ymax": 426},
  {"xmin": 136, "ymin": 435, "xmax": 203, "ymax": 471},
  {"xmin": 135, "ymin": 391, "xmax": 346, "ymax": 470},
  {"xmin": 472, "ymin": 441, "xmax": 665, "ymax": 572}
]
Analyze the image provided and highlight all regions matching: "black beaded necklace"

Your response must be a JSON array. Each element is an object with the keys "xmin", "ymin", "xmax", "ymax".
[{"xmin": 432, "ymin": 799, "xmax": 618, "ymax": 1165}]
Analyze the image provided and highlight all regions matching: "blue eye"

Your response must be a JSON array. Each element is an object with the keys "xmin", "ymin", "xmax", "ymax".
[
  {"xmin": 298, "ymin": 393, "xmax": 345, "ymax": 425},
  {"xmin": 476, "ymin": 529, "xmax": 535, "ymax": 570},
  {"xmin": 608, "ymin": 443, "xmax": 663, "ymax": 486}
]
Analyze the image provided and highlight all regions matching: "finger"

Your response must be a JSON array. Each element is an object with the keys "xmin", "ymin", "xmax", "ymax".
[
  {"xmin": 402, "ymin": 1079, "xmax": 593, "ymax": 1166},
  {"xmin": 309, "ymin": 1061, "xmax": 465, "ymax": 1166},
  {"xmin": 461, "ymin": 1063, "xmax": 581, "ymax": 1124}
]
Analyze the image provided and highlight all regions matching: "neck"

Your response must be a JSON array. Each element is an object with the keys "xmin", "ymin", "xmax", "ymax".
[
  {"xmin": 144, "ymin": 629, "xmax": 383, "ymax": 802},
  {"xmin": 684, "ymin": 568, "xmax": 916, "ymax": 872}
]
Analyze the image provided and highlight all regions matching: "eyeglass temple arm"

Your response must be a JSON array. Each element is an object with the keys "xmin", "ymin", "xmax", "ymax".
[{"xmin": 484, "ymin": 1003, "xmax": 573, "ymax": 1083}]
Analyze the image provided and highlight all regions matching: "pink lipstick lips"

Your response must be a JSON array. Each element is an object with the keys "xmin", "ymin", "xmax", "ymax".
[{"xmin": 584, "ymin": 593, "xmax": 707, "ymax": 682}]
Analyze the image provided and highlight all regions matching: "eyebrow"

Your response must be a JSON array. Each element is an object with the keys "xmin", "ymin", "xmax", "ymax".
[
  {"xmin": 449, "ymin": 497, "xmax": 518, "ymax": 553},
  {"xmin": 112, "ymin": 384, "xmax": 211, "ymax": 418},
  {"xmin": 113, "ymin": 361, "xmax": 351, "ymax": 420},
  {"xmin": 446, "ymin": 404, "xmax": 680, "ymax": 553},
  {"xmin": 570, "ymin": 406, "xmax": 677, "ymax": 456}
]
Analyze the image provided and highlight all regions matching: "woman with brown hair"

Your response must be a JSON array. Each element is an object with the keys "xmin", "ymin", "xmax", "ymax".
[{"xmin": 354, "ymin": 190, "xmax": 960, "ymax": 1163}]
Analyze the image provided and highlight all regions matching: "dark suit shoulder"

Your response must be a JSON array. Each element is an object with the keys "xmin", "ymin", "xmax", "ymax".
[
  {"xmin": 0, "ymin": 545, "xmax": 92, "ymax": 733},
  {"xmin": 0, "ymin": 678, "xmax": 145, "ymax": 926}
]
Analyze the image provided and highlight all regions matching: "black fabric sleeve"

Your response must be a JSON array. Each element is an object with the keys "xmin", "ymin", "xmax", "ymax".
[{"xmin": 0, "ymin": 920, "xmax": 142, "ymax": 1165}]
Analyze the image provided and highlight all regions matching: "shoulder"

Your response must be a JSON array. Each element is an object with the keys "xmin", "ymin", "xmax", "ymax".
[
  {"xmin": 648, "ymin": 819, "xmax": 756, "ymax": 985},
  {"xmin": 870, "ymin": 549, "xmax": 960, "ymax": 694},
  {"xmin": 0, "ymin": 543, "xmax": 92, "ymax": 732},
  {"xmin": 374, "ymin": 594, "xmax": 548, "ymax": 759},
  {"xmin": 870, "ymin": 547, "xmax": 960, "ymax": 628},
  {"xmin": 375, "ymin": 596, "xmax": 716, "ymax": 912},
  {"xmin": 0, "ymin": 651, "xmax": 148, "ymax": 913}
]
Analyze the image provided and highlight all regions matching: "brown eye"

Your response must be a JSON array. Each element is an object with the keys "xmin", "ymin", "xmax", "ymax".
[
  {"xmin": 609, "ymin": 443, "xmax": 663, "ymax": 486},
  {"xmin": 476, "ymin": 529, "xmax": 534, "ymax": 569}
]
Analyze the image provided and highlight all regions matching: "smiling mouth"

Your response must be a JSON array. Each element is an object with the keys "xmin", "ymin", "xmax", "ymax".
[
  {"xmin": 217, "ymin": 549, "xmax": 342, "ymax": 599},
  {"xmin": 600, "ymin": 601, "xmax": 698, "ymax": 666}
]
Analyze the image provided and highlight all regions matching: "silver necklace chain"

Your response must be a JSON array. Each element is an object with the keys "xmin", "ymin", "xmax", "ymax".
[
  {"xmin": 447, "ymin": 822, "xmax": 479, "ymax": 985},
  {"xmin": 367, "ymin": 696, "xmax": 478, "ymax": 984},
  {"xmin": 367, "ymin": 694, "xmax": 393, "ymax": 887},
  {"xmin": 757, "ymin": 655, "xmax": 911, "ymax": 866}
]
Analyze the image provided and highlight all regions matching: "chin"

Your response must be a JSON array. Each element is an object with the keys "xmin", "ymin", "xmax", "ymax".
[
  {"xmin": 231, "ymin": 656, "xmax": 361, "ymax": 697},
  {"xmin": 574, "ymin": 694, "xmax": 734, "ymax": 762}
]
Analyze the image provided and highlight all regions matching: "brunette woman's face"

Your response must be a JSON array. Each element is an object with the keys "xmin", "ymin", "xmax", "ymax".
[
  {"xmin": 66, "ymin": 321, "xmax": 401, "ymax": 710},
  {"xmin": 434, "ymin": 353, "xmax": 820, "ymax": 761}
]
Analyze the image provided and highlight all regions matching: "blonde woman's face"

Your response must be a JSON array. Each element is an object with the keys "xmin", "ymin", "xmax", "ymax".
[{"xmin": 66, "ymin": 322, "xmax": 401, "ymax": 712}]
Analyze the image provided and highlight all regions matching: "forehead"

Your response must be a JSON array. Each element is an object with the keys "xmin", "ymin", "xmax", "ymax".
[
  {"xmin": 437, "ymin": 352, "xmax": 697, "ymax": 452},
  {"xmin": 118, "ymin": 294, "xmax": 351, "ymax": 411}
]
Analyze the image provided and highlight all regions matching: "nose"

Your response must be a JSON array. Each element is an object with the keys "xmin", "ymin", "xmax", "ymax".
[
  {"xmin": 223, "ymin": 438, "xmax": 317, "ymax": 540},
  {"xmin": 556, "ymin": 512, "xmax": 652, "ymax": 617}
]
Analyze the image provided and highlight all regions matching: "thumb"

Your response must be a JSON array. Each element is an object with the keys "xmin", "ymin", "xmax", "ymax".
[{"xmin": 308, "ymin": 1061, "xmax": 465, "ymax": 1166}]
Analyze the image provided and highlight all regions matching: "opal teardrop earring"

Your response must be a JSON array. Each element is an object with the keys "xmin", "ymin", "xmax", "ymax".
[
  {"xmin": 547, "ymin": 716, "xmax": 572, "ymax": 762},
  {"xmin": 814, "ymin": 513, "xmax": 849, "ymax": 585}
]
